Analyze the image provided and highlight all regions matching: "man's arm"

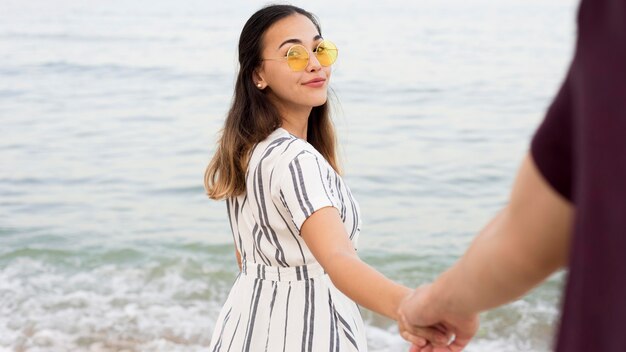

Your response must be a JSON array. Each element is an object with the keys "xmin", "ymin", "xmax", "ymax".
[{"xmin": 400, "ymin": 153, "xmax": 573, "ymax": 350}]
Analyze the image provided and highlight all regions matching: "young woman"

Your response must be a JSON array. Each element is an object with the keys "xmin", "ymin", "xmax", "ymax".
[{"xmin": 205, "ymin": 5, "xmax": 441, "ymax": 351}]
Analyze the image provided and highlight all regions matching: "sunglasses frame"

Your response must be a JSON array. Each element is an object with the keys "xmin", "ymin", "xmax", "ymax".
[{"xmin": 262, "ymin": 40, "xmax": 338, "ymax": 72}]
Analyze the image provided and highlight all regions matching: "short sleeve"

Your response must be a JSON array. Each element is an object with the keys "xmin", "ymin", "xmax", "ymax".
[
  {"xmin": 272, "ymin": 151, "xmax": 337, "ymax": 232},
  {"xmin": 530, "ymin": 68, "xmax": 574, "ymax": 201}
]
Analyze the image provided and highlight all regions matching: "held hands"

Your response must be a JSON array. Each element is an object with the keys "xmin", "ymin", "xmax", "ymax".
[
  {"xmin": 396, "ymin": 287, "xmax": 453, "ymax": 350},
  {"xmin": 397, "ymin": 284, "xmax": 479, "ymax": 352}
]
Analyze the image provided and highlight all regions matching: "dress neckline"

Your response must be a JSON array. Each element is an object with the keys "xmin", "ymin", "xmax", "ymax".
[{"xmin": 275, "ymin": 127, "xmax": 303, "ymax": 141}]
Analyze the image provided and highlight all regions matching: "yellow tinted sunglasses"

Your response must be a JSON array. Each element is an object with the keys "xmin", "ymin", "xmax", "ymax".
[{"xmin": 263, "ymin": 40, "xmax": 338, "ymax": 72}]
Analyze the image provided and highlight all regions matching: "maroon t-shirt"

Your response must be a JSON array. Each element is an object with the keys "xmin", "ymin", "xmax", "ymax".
[{"xmin": 530, "ymin": 0, "xmax": 626, "ymax": 350}]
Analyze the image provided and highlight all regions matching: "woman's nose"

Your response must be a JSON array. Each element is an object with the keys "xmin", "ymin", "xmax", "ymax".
[{"xmin": 306, "ymin": 52, "xmax": 322, "ymax": 72}]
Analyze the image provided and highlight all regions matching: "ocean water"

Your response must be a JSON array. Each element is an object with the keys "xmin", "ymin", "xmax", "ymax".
[{"xmin": 0, "ymin": 0, "xmax": 577, "ymax": 351}]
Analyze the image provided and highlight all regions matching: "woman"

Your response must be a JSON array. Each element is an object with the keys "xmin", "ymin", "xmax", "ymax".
[{"xmin": 205, "ymin": 5, "xmax": 440, "ymax": 351}]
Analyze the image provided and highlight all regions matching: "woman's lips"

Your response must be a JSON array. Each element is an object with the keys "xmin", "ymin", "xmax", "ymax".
[{"xmin": 302, "ymin": 78, "xmax": 326, "ymax": 88}]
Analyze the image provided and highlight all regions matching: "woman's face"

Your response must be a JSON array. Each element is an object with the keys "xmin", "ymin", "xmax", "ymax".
[{"xmin": 255, "ymin": 14, "xmax": 332, "ymax": 113}]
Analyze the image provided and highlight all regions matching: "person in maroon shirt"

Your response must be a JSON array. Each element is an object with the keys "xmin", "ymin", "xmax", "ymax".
[{"xmin": 396, "ymin": 0, "xmax": 626, "ymax": 351}]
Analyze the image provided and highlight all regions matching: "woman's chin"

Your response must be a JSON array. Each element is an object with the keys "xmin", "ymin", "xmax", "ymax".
[{"xmin": 306, "ymin": 94, "xmax": 329, "ymax": 107}]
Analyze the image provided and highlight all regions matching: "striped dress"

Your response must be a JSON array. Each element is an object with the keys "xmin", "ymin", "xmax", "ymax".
[{"xmin": 208, "ymin": 127, "xmax": 367, "ymax": 352}]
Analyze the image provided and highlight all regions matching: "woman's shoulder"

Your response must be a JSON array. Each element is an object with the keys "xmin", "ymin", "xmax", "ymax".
[
  {"xmin": 249, "ymin": 128, "xmax": 328, "ymax": 182},
  {"xmin": 253, "ymin": 128, "xmax": 318, "ymax": 164}
]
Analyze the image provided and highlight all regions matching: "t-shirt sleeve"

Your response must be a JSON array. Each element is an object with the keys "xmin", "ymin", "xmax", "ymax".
[
  {"xmin": 272, "ymin": 151, "xmax": 337, "ymax": 232},
  {"xmin": 530, "ymin": 68, "xmax": 574, "ymax": 201}
]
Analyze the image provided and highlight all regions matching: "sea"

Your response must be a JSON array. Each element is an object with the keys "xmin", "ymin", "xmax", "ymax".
[{"xmin": 0, "ymin": 0, "xmax": 578, "ymax": 351}]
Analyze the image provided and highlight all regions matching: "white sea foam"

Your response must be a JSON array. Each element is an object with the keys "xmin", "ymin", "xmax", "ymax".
[
  {"xmin": 0, "ymin": 256, "xmax": 559, "ymax": 351},
  {"xmin": 364, "ymin": 321, "xmax": 554, "ymax": 352},
  {"xmin": 0, "ymin": 257, "xmax": 227, "ymax": 351}
]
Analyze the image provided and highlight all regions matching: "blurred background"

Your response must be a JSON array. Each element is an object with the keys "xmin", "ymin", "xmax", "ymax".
[{"xmin": 0, "ymin": 0, "xmax": 578, "ymax": 351}]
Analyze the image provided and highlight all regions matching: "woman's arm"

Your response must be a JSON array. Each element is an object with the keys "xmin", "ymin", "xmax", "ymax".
[
  {"xmin": 235, "ymin": 247, "xmax": 242, "ymax": 271},
  {"xmin": 300, "ymin": 206, "xmax": 411, "ymax": 320}
]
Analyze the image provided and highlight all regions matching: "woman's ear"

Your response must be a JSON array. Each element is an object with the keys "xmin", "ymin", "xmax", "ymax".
[{"xmin": 253, "ymin": 70, "xmax": 266, "ymax": 90}]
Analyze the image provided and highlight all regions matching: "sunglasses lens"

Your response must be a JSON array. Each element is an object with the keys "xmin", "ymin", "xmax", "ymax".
[
  {"xmin": 287, "ymin": 45, "xmax": 309, "ymax": 71},
  {"xmin": 315, "ymin": 40, "xmax": 338, "ymax": 67}
]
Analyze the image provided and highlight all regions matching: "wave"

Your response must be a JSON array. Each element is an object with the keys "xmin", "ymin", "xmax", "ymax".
[{"xmin": 0, "ymin": 245, "xmax": 558, "ymax": 352}]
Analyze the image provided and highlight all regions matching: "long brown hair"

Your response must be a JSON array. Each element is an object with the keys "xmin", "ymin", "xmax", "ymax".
[{"xmin": 205, "ymin": 5, "xmax": 340, "ymax": 200}]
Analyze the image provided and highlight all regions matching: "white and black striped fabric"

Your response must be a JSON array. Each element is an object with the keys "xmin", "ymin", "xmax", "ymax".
[{"xmin": 208, "ymin": 127, "xmax": 367, "ymax": 351}]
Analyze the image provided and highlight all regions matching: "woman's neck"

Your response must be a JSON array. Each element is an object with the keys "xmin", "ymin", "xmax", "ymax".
[
  {"xmin": 271, "ymin": 99, "xmax": 311, "ymax": 140},
  {"xmin": 280, "ymin": 118, "xmax": 308, "ymax": 140}
]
